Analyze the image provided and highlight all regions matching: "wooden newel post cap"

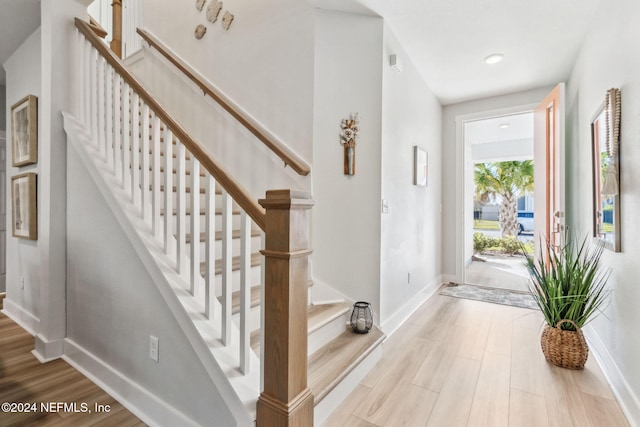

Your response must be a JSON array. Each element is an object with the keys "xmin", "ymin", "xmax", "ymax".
[{"xmin": 259, "ymin": 190, "xmax": 314, "ymax": 210}]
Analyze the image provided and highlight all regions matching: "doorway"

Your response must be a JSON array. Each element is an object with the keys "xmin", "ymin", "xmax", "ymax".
[
  {"xmin": 464, "ymin": 113, "xmax": 534, "ymax": 292},
  {"xmin": 454, "ymin": 85, "xmax": 565, "ymax": 296}
]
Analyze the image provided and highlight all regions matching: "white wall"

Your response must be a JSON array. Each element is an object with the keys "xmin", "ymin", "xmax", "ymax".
[
  {"xmin": 3, "ymin": 28, "xmax": 42, "ymax": 326},
  {"xmin": 141, "ymin": 0, "xmax": 315, "ymax": 164},
  {"xmin": 379, "ymin": 24, "xmax": 442, "ymax": 324},
  {"xmin": 441, "ymin": 86, "xmax": 554, "ymax": 280},
  {"xmin": 128, "ymin": 46, "xmax": 308, "ymax": 200},
  {"xmin": 66, "ymin": 146, "xmax": 237, "ymax": 426},
  {"xmin": 565, "ymin": 0, "xmax": 640, "ymax": 423},
  {"xmin": 312, "ymin": 9, "xmax": 383, "ymax": 320}
]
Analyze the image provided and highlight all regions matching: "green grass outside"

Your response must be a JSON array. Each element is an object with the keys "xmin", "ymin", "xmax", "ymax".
[{"xmin": 474, "ymin": 220, "xmax": 500, "ymax": 230}]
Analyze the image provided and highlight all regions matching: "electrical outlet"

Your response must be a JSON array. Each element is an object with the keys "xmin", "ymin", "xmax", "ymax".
[
  {"xmin": 408, "ymin": 272, "xmax": 411, "ymax": 284},
  {"xmin": 149, "ymin": 335, "xmax": 159, "ymax": 362}
]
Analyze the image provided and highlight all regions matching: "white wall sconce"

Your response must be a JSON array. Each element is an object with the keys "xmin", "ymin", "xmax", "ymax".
[{"xmin": 389, "ymin": 54, "xmax": 403, "ymax": 73}]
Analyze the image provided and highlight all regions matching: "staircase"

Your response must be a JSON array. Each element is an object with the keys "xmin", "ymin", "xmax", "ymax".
[{"xmin": 67, "ymin": 18, "xmax": 384, "ymax": 426}]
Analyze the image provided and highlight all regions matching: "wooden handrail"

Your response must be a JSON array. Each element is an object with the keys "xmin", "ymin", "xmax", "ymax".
[
  {"xmin": 75, "ymin": 18, "xmax": 266, "ymax": 230},
  {"xmin": 88, "ymin": 17, "xmax": 108, "ymax": 39},
  {"xmin": 136, "ymin": 28, "xmax": 311, "ymax": 177}
]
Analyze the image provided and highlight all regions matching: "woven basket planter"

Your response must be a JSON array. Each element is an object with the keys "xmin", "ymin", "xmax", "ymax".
[{"xmin": 540, "ymin": 319, "xmax": 588, "ymax": 370}]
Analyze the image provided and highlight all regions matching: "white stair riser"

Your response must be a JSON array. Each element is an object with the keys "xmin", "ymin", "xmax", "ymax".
[
  {"xmin": 169, "ymin": 213, "xmax": 245, "ymax": 234},
  {"xmin": 153, "ymin": 190, "xmax": 232, "ymax": 208},
  {"xmin": 184, "ymin": 235, "xmax": 262, "ymax": 262},
  {"xmin": 231, "ymin": 305, "xmax": 261, "ymax": 333},
  {"xmin": 308, "ymin": 313, "xmax": 349, "ymax": 356},
  {"xmin": 212, "ymin": 266, "xmax": 262, "ymax": 293}
]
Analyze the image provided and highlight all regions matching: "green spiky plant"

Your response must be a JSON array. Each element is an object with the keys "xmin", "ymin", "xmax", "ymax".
[{"xmin": 526, "ymin": 233, "xmax": 610, "ymax": 331}]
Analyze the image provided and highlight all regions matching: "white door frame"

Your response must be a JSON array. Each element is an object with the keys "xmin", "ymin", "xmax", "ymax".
[{"xmin": 454, "ymin": 103, "xmax": 538, "ymax": 285}]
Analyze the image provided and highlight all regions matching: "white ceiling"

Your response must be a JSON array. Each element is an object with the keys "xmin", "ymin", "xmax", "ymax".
[
  {"xmin": 0, "ymin": 0, "xmax": 41, "ymax": 85},
  {"xmin": 342, "ymin": 0, "xmax": 601, "ymax": 105},
  {"xmin": 465, "ymin": 112, "xmax": 533, "ymax": 145},
  {"xmin": 1, "ymin": 0, "xmax": 602, "ymax": 107}
]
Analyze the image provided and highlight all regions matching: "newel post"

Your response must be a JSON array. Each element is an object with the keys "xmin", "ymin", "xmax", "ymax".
[
  {"xmin": 257, "ymin": 190, "xmax": 315, "ymax": 427},
  {"xmin": 110, "ymin": 0, "xmax": 123, "ymax": 58}
]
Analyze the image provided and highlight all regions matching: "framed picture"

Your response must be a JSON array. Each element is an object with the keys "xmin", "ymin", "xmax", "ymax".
[
  {"xmin": 11, "ymin": 172, "xmax": 37, "ymax": 240},
  {"xmin": 413, "ymin": 146, "xmax": 428, "ymax": 187},
  {"xmin": 11, "ymin": 95, "xmax": 38, "ymax": 167}
]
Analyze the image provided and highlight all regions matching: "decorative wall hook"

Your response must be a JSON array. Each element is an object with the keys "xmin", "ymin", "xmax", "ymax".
[{"xmin": 340, "ymin": 113, "xmax": 359, "ymax": 175}]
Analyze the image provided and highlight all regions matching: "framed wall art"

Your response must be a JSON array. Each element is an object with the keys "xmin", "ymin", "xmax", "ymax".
[
  {"xmin": 11, "ymin": 95, "xmax": 38, "ymax": 167},
  {"xmin": 11, "ymin": 172, "xmax": 37, "ymax": 240},
  {"xmin": 413, "ymin": 146, "xmax": 428, "ymax": 186}
]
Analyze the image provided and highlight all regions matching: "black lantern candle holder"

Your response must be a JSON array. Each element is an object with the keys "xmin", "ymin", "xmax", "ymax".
[{"xmin": 350, "ymin": 301, "xmax": 373, "ymax": 334}]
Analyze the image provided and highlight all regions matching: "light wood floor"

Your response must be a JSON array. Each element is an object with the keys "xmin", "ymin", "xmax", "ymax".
[
  {"xmin": 323, "ymin": 292, "xmax": 629, "ymax": 427},
  {"xmin": 0, "ymin": 295, "xmax": 145, "ymax": 426}
]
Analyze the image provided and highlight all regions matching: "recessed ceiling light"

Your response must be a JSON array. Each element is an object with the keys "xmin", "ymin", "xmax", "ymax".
[
  {"xmin": 484, "ymin": 53, "xmax": 504, "ymax": 64},
  {"xmin": 499, "ymin": 123, "xmax": 510, "ymax": 129}
]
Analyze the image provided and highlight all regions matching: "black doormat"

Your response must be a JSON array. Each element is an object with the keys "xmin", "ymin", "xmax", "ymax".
[{"xmin": 439, "ymin": 283, "xmax": 539, "ymax": 310}]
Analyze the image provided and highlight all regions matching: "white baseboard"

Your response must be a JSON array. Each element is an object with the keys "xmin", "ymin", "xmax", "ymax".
[
  {"xmin": 2, "ymin": 298, "xmax": 39, "ymax": 335},
  {"xmin": 33, "ymin": 334, "xmax": 65, "ymax": 362},
  {"xmin": 63, "ymin": 339, "xmax": 199, "ymax": 427},
  {"xmin": 584, "ymin": 325, "xmax": 640, "ymax": 427},
  {"xmin": 380, "ymin": 276, "xmax": 443, "ymax": 337}
]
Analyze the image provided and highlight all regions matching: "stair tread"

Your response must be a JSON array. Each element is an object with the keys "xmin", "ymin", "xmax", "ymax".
[
  {"xmin": 308, "ymin": 326, "xmax": 385, "ymax": 405},
  {"xmin": 185, "ymin": 229, "xmax": 261, "ymax": 243},
  {"xmin": 308, "ymin": 302, "xmax": 351, "ymax": 334},
  {"xmin": 218, "ymin": 285, "xmax": 261, "ymax": 315},
  {"xmin": 151, "ymin": 185, "xmax": 207, "ymax": 194},
  {"xmin": 201, "ymin": 252, "xmax": 262, "ymax": 276},
  {"xmin": 161, "ymin": 208, "xmax": 241, "ymax": 216},
  {"xmin": 249, "ymin": 301, "xmax": 350, "ymax": 354}
]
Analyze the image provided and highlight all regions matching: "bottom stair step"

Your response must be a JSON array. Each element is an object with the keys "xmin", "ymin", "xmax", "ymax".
[{"xmin": 308, "ymin": 326, "xmax": 385, "ymax": 404}]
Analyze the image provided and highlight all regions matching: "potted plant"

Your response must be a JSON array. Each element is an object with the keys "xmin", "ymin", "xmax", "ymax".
[{"xmin": 525, "ymin": 233, "xmax": 610, "ymax": 369}]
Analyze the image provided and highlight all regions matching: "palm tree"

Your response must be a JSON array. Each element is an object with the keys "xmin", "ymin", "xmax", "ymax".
[{"xmin": 475, "ymin": 161, "xmax": 534, "ymax": 237}]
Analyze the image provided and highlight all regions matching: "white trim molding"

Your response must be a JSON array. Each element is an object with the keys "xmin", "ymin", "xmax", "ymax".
[
  {"xmin": 380, "ymin": 275, "xmax": 443, "ymax": 337},
  {"xmin": 64, "ymin": 339, "xmax": 199, "ymax": 427},
  {"xmin": 585, "ymin": 325, "xmax": 640, "ymax": 427},
  {"xmin": 2, "ymin": 298, "xmax": 40, "ymax": 335}
]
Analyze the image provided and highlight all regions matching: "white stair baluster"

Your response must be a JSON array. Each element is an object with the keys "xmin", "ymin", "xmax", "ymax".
[
  {"xmin": 121, "ymin": 83, "xmax": 131, "ymax": 189},
  {"xmin": 260, "ymin": 231, "xmax": 265, "ymax": 390},
  {"xmin": 90, "ymin": 48, "xmax": 98, "ymax": 147},
  {"xmin": 152, "ymin": 115, "xmax": 162, "ymax": 239},
  {"xmin": 176, "ymin": 143, "xmax": 187, "ymax": 275},
  {"xmin": 164, "ymin": 129, "xmax": 174, "ymax": 256},
  {"xmin": 97, "ymin": 57, "xmax": 106, "ymax": 157},
  {"xmin": 113, "ymin": 74, "xmax": 121, "ymax": 177},
  {"xmin": 105, "ymin": 64, "xmax": 113, "ymax": 170},
  {"xmin": 205, "ymin": 175, "xmax": 216, "ymax": 319},
  {"xmin": 141, "ymin": 105, "xmax": 150, "ymax": 223},
  {"xmin": 239, "ymin": 211, "xmax": 251, "ymax": 374},
  {"xmin": 75, "ymin": 30, "xmax": 83, "ymax": 122},
  {"xmin": 221, "ymin": 190, "xmax": 232, "ymax": 345},
  {"xmin": 84, "ymin": 40, "xmax": 92, "ymax": 127},
  {"xmin": 131, "ymin": 93, "xmax": 140, "ymax": 205},
  {"xmin": 190, "ymin": 158, "xmax": 201, "ymax": 296}
]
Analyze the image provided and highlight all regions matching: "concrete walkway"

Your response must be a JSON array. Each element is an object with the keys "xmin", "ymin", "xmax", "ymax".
[{"xmin": 465, "ymin": 253, "xmax": 531, "ymax": 293}]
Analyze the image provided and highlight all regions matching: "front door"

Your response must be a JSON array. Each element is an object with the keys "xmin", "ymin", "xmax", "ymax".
[{"xmin": 534, "ymin": 84, "xmax": 565, "ymax": 255}]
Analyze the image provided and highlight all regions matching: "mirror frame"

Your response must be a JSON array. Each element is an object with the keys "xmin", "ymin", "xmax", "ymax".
[{"xmin": 591, "ymin": 97, "xmax": 621, "ymax": 252}]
